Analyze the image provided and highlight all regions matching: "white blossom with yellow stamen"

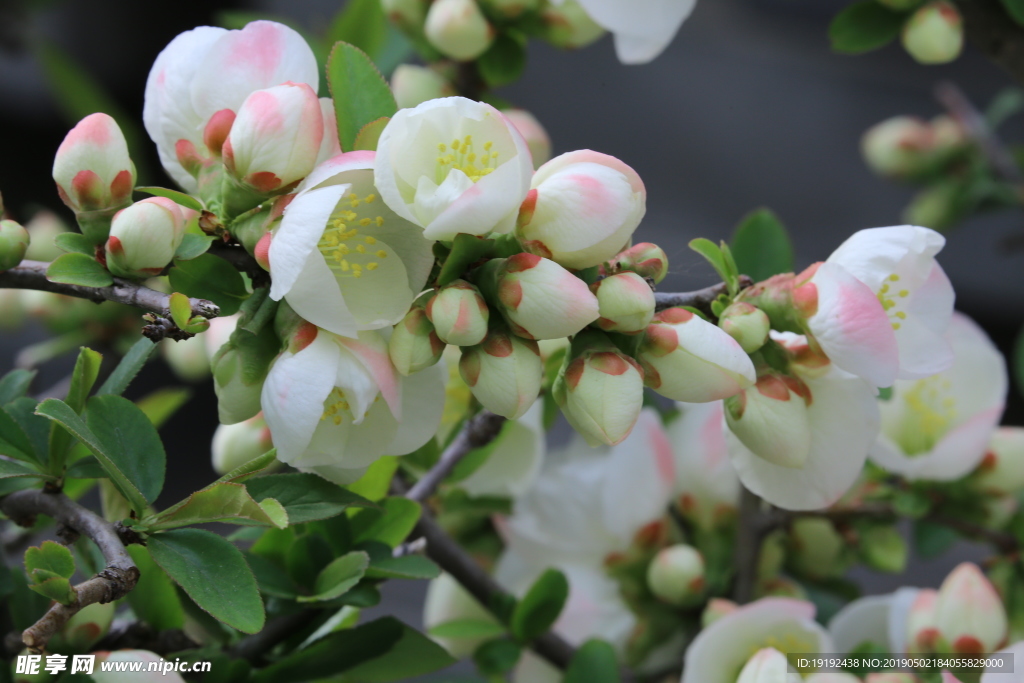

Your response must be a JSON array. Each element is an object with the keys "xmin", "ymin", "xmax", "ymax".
[
  {"xmin": 870, "ymin": 312, "xmax": 1007, "ymax": 481},
  {"xmin": 374, "ymin": 96, "xmax": 534, "ymax": 240},
  {"xmin": 268, "ymin": 151, "xmax": 435, "ymax": 338}
]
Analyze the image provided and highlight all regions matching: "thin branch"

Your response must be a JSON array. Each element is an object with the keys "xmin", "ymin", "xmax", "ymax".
[
  {"xmin": 406, "ymin": 411, "xmax": 506, "ymax": 503},
  {"xmin": 733, "ymin": 487, "xmax": 766, "ymax": 604},
  {"xmin": 208, "ymin": 241, "xmax": 268, "ymax": 289},
  {"xmin": 935, "ymin": 81, "xmax": 1022, "ymax": 183},
  {"xmin": 0, "ymin": 260, "xmax": 219, "ymax": 320},
  {"xmin": 952, "ymin": 0, "xmax": 1024, "ymax": 90},
  {"xmin": 654, "ymin": 276, "xmax": 754, "ymax": 314},
  {"xmin": 0, "ymin": 489, "xmax": 140, "ymax": 651}
]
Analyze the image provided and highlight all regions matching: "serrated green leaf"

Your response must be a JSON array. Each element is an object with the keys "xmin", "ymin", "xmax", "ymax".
[
  {"xmin": 147, "ymin": 528, "xmax": 264, "ymax": 633},
  {"xmin": 245, "ymin": 551, "xmax": 299, "ymax": 599},
  {"xmin": 429, "ymin": 618, "xmax": 506, "ymax": 640},
  {"xmin": 351, "ymin": 497, "xmax": 421, "ymax": 548},
  {"xmin": 168, "ymin": 253, "xmax": 249, "ymax": 316},
  {"xmin": 126, "ymin": 544, "xmax": 185, "ymax": 630},
  {"xmin": 245, "ymin": 472, "xmax": 375, "ymax": 524},
  {"xmin": 327, "ymin": 0, "xmax": 388, "ymax": 59},
  {"xmin": 25, "ymin": 540, "xmax": 75, "ymax": 578},
  {"xmin": 214, "ymin": 449, "xmax": 278, "ymax": 485},
  {"xmin": 0, "ymin": 369, "xmax": 35, "ymax": 405},
  {"xmin": 54, "ymin": 232, "xmax": 95, "ymax": 255},
  {"xmin": 474, "ymin": 638, "xmax": 522, "ymax": 675},
  {"xmin": 148, "ymin": 482, "xmax": 286, "ymax": 530},
  {"xmin": 829, "ymin": 1, "xmax": 904, "ymax": 54},
  {"xmin": 85, "ymin": 394, "xmax": 165, "ymax": 504},
  {"xmin": 0, "ymin": 459, "xmax": 46, "ymax": 480},
  {"xmin": 174, "ymin": 233, "xmax": 214, "ymax": 261},
  {"xmin": 135, "ymin": 186, "xmax": 204, "ymax": 212},
  {"xmin": 49, "ymin": 346, "xmax": 103, "ymax": 476},
  {"xmin": 565, "ymin": 639, "xmax": 620, "ymax": 683},
  {"xmin": 7, "ymin": 397, "xmax": 51, "ymax": 466},
  {"xmin": 327, "ymin": 41, "xmax": 398, "ymax": 152},
  {"xmin": 96, "ymin": 337, "xmax": 156, "ymax": 396},
  {"xmin": 297, "ymin": 551, "xmax": 369, "ymax": 603},
  {"xmin": 29, "ymin": 575, "xmax": 76, "ymax": 605},
  {"xmin": 510, "ymin": 568, "xmax": 569, "ymax": 642},
  {"xmin": 353, "ymin": 116, "xmax": 390, "ymax": 151},
  {"xmin": 169, "ymin": 292, "xmax": 192, "ymax": 330},
  {"xmin": 0, "ymin": 407, "xmax": 39, "ymax": 464},
  {"xmin": 731, "ymin": 208, "xmax": 795, "ymax": 281},
  {"xmin": 366, "ymin": 554, "xmax": 440, "ymax": 580},
  {"xmin": 64, "ymin": 456, "xmax": 105, "ymax": 479},
  {"xmin": 688, "ymin": 238, "xmax": 732, "ymax": 286},
  {"xmin": 46, "ymin": 253, "xmax": 113, "ymax": 288},
  {"xmin": 478, "ymin": 32, "xmax": 527, "ymax": 88}
]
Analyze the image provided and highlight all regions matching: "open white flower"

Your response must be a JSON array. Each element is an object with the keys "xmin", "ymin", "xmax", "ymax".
[
  {"xmin": 268, "ymin": 151, "xmax": 435, "ymax": 338},
  {"xmin": 826, "ymin": 225, "xmax": 955, "ymax": 380},
  {"xmin": 143, "ymin": 20, "xmax": 318, "ymax": 190},
  {"xmin": 870, "ymin": 313, "xmax": 1007, "ymax": 481},
  {"xmin": 550, "ymin": 0, "xmax": 696, "ymax": 64},
  {"xmin": 260, "ymin": 324, "xmax": 445, "ymax": 483},
  {"xmin": 829, "ymin": 588, "xmax": 923, "ymax": 655},
  {"xmin": 667, "ymin": 401, "xmax": 740, "ymax": 529},
  {"xmin": 374, "ymin": 97, "xmax": 534, "ymax": 240}
]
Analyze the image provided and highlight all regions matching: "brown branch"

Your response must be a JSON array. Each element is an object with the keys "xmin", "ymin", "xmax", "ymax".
[
  {"xmin": 0, "ymin": 489, "xmax": 140, "ymax": 651},
  {"xmin": 733, "ymin": 487, "xmax": 766, "ymax": 604},
  {"xmin": 952, "ymin": 0, "xmax": 1024, "ymax": 89},
  {"xmin": 406, "ymin": 411, "xmax": 506, "ymax": 503},
  {"xmin": 207, "ymin": 241, "xmax": 268, "ymax": 289},
  {"xmin": 0, "ymin": 260, "xmax": 219, "ymax": 320},
  {"xmin": 935, "ymin": 81, "xmax": 1022, "ymax": 183},
  {"xmin": 654, "ymin": 276, "xmax": 754, "ymax": 314}
]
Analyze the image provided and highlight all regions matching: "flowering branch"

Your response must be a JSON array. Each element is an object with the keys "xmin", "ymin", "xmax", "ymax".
[
  {"xmin": 406, "ymin": 410, "xmax": 506, "ymax": 503},
  {"xmin": 952, "ymin": 0, "xmax": 1024, "ymax": 89},
  {"xmin": 0, "ymin": 489, "xmax": 140, "ymax": 651},
  {"xmin": 653, "ymin": 276, "xmax": 754, "ymax": 314}
]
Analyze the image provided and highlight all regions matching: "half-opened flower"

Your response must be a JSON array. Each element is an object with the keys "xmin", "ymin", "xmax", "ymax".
[
  {"xmin": 374, "ymin": 97, "xmax": 533, "ymax": 240},
  {"xmin": 105, "ymin": 197, "xmax": 186, "ymax": 278},
  {"xmin": 826, "ymin": 225, "xmax": 955, "ymax": 380},
  {"xmin": 268, "ymin": 151, "xmax": 435, "ymax": 338},
  {"xmin": 143, "ymin": 20, "xmax": 318, "ymax": 190},
  {"xmin": 551, "ymin": 0, "xmax": 696, "ymax": 64},
  {"xmin": 261, "ymin": 324, "xmax": 445, "ymax": 483},
  {"xmin": 870, "ymin": 313, "xmax": 1007, "ymax": 481},
  {"xmin": 933, "ymin": 563, "xmax": 1007, "ymax": 655},
  {"xmin": 491, "ymin": 253, "xmax": 600, "ymax": 340}
]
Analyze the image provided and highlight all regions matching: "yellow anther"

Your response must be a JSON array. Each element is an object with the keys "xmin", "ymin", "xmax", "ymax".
[
  {"xmin": 376, "ymin": 250, "xmax": 388, "ymax": 258},
  {"xmin": 464, "ymin": 135, "xmax": 472, "ymax": 145},
  {"xmin": 360, "ymin": 218, "xmax": 371, "ymax": 227},
  {"xmin": 484, "ymin": 141, "xmax": 492, "ymax": 151},
  {"xmin": 352, "ymin": 263, "xmax": 362, "ymax": 271},
  {"xmin": 356, "ymin": 244, "xmax": 366, "ymax": 253},
  {"xmin": 340, "ymin": 260, "xmax": 350, "ymax": 271},
  {"xmin": 349, "ymin": 199, "xmax": 360, "ymax": 208},
  {"xmin": 367, "ymin": 263, "xmax": 379, "ymax": 271},
  {"xmin": 352, "ymin": 270, "xmax": 363, "ymax": 278},
  {"xmin": 895, "ymin": 311, "xmax": 907, "ymax": 319},
  {"xmin": 438, "ymin": 143, "xmax": 447, "ymax": 152},
  {"xmin": 468, "ymin": 153, "xmax": 476, "ymax": 163},
  {"xmin": 889, "ymin": 273, "xmax": 900, "ymax": 281},
  {"xmin": 348, "ymin": 193, "xmax": 357, "ymax": 200},
  {"xmin": 899, "ymin": 290, "xmax": 909, "ymax": 297},
  {"xmin": 364, "ymin": 194, "xmax": 376, "ymax": 203},
  {"xmin": 365, "ymin": 236, "xmax": 377, "ymax": 244},
  {"xmin": 375, "ymin": 216, "xmax": 384, "ymax": 227},
  {"xmin": 879, "ymin": 283, "xmax": 889, "ymax": 294},
  {"xmin": 333, "ymin": 415, "xmax": 342, "ymax": 425},
  {"xmin": 451, "ymin": 139, "xmax": 460, "ymax": 151}
]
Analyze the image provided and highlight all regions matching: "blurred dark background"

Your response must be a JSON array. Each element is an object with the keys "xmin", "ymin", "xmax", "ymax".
[{"xmin": 1, "ymin": 0, "xmax": 1022, "ymax": 675}]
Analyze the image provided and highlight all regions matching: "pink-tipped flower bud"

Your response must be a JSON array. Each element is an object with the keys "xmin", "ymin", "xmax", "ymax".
[
  {"xmin": 902, "ymin": 1, "xmax": 963, "ymax": 64},
  {"xmin": 517, "ymin": 150, "xmax": 645, "ymax": 270},
  {"xmin": 490, "ymin": 253, "xmax": 599, "ymax": 340},
  {"xmin": 614, "ymin": 242, "xmax": 670, "ymax": 284},
  {"xmin": 52, "ymin": 113, "xmax": 136, "ymax": 242},
  {"xmin": 459, "ymin": 325, "xmax": 542, "ymax": 419},
  {"xmin": 736, "ymin": 648, "xmax": 791, "ymax": 683},
  {"xmin": 591, "ymin": 271, "xmax": 655, "ymax": 334},
  {"xmin": 861, "ymin": 115, "xmax": 965, "ymax": 180},
  {"xmin": 223, "ymin": 82, "xmax": 324, "ymax": 195},
  {"xmin": 637, "ymin": 307, "xmax": 757, "ymax": 403},
  {"xmin": 974, "ymin": 427, "xmax": 1024, "ymax": 495},
  {"xmin": 539, "ymin": 0, "xmax": 605, "ymax": 49},
  {"xmin": 105, "ymin": 197, "xmax": 185, "ymax": 278},
  {"xmin": 554, "ymin": 334, "xmax": 645, "ymax": 446},
  {"xmin": 502, "ymin": 109, "xmax": 551, "ymax": 169},
  {"xmin": 212, "ymin": 414, "xmax": 274, "ymax": 474},
  {"xmin": 646, "ymin": 544, "xmax": 706, "ymax": 607},
  {"xmin": 0, "ymin": 220, "xmax": 29, "ymax": 272},
  {"xmin": 392, "ymin": 65, "xmax": 456, "ymax": 110},
  {"xmin": 719, "ymin": 302, "xmax": 770, "ymax": 353},
  {"xmin": 701, "ymin": 598, "xmax": 738, "ymax": 628},
  {"xmin": 389, "ymin": 298, "xmax": 446, "ymax": 376},
  {"xmin": 424, "ymin": 0, "xmax": 495, "ymax": 61},
  {"xmin": 427, "ymin": 279, "xmax": 490, "ymax": 347},
  {"xmin": 934, "ymin": 563, "xmax": 1008, "ymax": 654},
  {"xmin": 788, "ymin": 517, "xmax": 847, "ymax": 580},
  {"xmin": 725, "ymin": 373, "xmax": 813, "ymax": 468},
  {"xmin": 906, "ymin": 589, "xmax": 940, "ymax": 654}
]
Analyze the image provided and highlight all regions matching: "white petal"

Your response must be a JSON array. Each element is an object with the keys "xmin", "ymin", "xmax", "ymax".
[
  {"xmin": 669, "ymin": 401, "xmax": 740, "ymax": 520},
  {"xmin": 386, "ymin": 361, "xmax": 447, "ymax": 455},
  {"xmin": 270, "ymin": 183, "xmax": 350, "ymax": 299},
  {"xmin": 282, "ymin": 248, "xmax": 359, "ymax": 339},
  {"xmin": 829, "ymin": 594, "xmax": 895, "ymax": 653},
  {"xmin": 339, "ymin": 331, "xmax": 401, "ymax": 417},
  {"xmin": 301, "ymin": 397, "xmax": 398, "ymax": 468},
  {"xmin": 460, "ymin": 401, "xmax": 545, "ymax": 498},
  {"xmin": 576, "ymin": 0, "xmax": 696, "ymax": 64}
]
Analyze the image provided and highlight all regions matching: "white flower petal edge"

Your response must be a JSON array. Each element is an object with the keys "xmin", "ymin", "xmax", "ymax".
[
  {"xmin": 555, "ymin": 0, "xmax": 697, "ymax": 64},
  {"xmin": 668, "ymin": 401, "xmax": 740, "ymax": 527},
  {"xmin": 828, "ymin": 588, "xmax": 921, "ymax": 655},
  {"xmin": 459, "ymin": 401, "xmax": 545, "ymax": 498}
]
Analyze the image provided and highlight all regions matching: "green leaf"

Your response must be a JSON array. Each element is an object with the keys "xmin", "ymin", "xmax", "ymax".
[
  {"xmin": 327, "ymin": 41, "xmax": 398, "ymax": 152},
  {"xmin": 297, "ymin": 551, "xmax": 369, "ymax": 603},
  {"xmin": 474, "ymin": 638, "xmax": 522, "ymax": 675},
  {"xmin": 25, "ymin": 540, "xmax": 75, "ymax": 578},
  {"xmin": 64, "ymin": 456, "xmax": 106, "ymax": 479},
  {"xmin": 688, "ymin": 237, "xmax": 737, "ymax": 292},
  {"xmin": 565, "ymin": 639, "xmax": 620, "ymax": 683},
  {"xmin": 29, "ymin": 575, "xmax": 76, "ymax": 605},
  {"xmin": 147, "ymin": 528, "xmax": 264, "ymax": 633},
  {"xmin": 35, "ymin": 398, "xmax": 150, "ymax": 515},
  {"xmin": 859, "ymin": 525, "xmax": 908, "ymax": 573},
  {"xmin": 1001, "ymin": 0, "xmax": 1024, "ymax": 25},
  {"xmin": 478, "ymin": 32, "xmax": 527, "ymax": 88},
  {"xmin": 7, "ymin": 398, "xmax": 51, "ymax": 466},
  {"xmin": 148, "ymin": 482, "xmax": 287, "ymax": 530},
  {"xmin": 353, "ymin": 116, "xmax": 390, "ymax": 151},
  {"xmin": 327, "ymin": 0, "xmax": 388, "ymax": 59},
  {"xmin": 49, "ymin": 346, "xmax": 103, "ymax": 475},
  {"xmin": 252, "ymin": 617, "xmax": 455, "ymax": 683},
  {"xmin": 0, "ymin": 369, "xmax": 35, "ymax": 405},
  {"xmin": 429, "ymin": 618, "xmax": 506, "ymax": 640},
  {"xmin": 135, "ymin": 186, "xmax": 204, "ymax": 212},
  {"xmin": 347, "ymin": 456, "xmax": 398, "ymax": 503},
  {"xmin": 46, "ymin": 253, "xmax": 113, "ymax": 288},
  {"xmin": 245, "ymin": 472, "xmax": 375, "ymax": 524},
  {"xmin": 0, "ymin": 459, "xmax": 46, "ymax": 480},
  {"xmin": 96, "ymin": 337, "xmax": 156, "ymax": 396},
  {"xmin": 214, "ymin": 449, "xmax": 278, "ymax": 485},
  {"xmin": 85, "ymin": 394, "xmax": 165, "ymax": 504},
  {"xmin": 0, "ymin": 407, "xmax": 40, "ymax": 464},
  {"xmin": 174, "ymin": 233, "xmax": 214, "ymax": 261},
  {"xmin": 136, "ymin": 388, "xmax": 191, "ymax": 428},
  {"xmin": 829, "ymin": 1, "xmax": 905, "ymax": 54},
  {"xmin": 893, "ymin": 488, "xmax": 931, "ymax": 518},
  {"xmin": 126, "ymin": 545, "xmax": 185, "ymax": 630},
  {"xmin": 366, "ymin": 554, "xmax": 441, "ymax": 580},
  {"xmin": 731, "ymin": 208, "xmax": 795, "ymax": 281},
  {"xmin": 245, "ymin": 551, "xmax": 299, "ymax": 599},
  {"xmin": 168, "ymin": 253, "xmax": 249, "ymax": 316},
  {"xmin": 54, "ymin": 232, "xmax": 95, "ymax": 255},
  {"xmin": 351, "ymin": 497, "xmax": 422, "ymax": 547},
  {"xmin": 913, "ymin": 519, "xmax": 960, "ymax": 558},
  {"xmin": 438, "ymin": 233, "xmax": 496, "ymax": 287},
  {"xmin": 169, "ymin": 292, "xmax": 192, "ymax": 330},
  {"xmin": 510, "ymin": 568, "xmax": 569, "ymax": 643}
]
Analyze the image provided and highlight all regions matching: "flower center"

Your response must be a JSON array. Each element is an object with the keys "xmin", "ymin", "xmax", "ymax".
[
  {"xmin": 877, "ymin": 273, "xmax": 911, "ymax": 330},
  {"xmin": 320, "ymin": 387, "xmax": 352, "ymax": 425},
  {"xmin": 317, "ymin": 192, "xmax": 389, "ymax": 279},
  {"xmin": 896, "ymin": 374, "xmax": 956, "ymax": 456},
  {"xmin": 435, "ymin": 135, "xmax": 498, "ymax": 184}
]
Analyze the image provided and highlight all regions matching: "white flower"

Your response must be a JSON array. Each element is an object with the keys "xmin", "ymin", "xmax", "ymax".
[
  {"xmin": 143, "ymin": 21, "xmax": 318, "ymax": 190},
  {"xmin": 268, "ymin": 151, "xmax": 435, "ymax": 338},
  {"xmin": 374, "ymin": 97, "xmax": 534, "ymax": 240},
  {"xmin": 458, "ymin": 402, "xmax": 545, "ymax": 498},
  {"xmin": 829, "ymin": 588, "xmax": 923, "ymax": 655},
  {"xmin": 682, "ymin": 598, "xmax": 833, "ymax": 683},
  {"xmin": 550, "ymin": 0, "xmax": 696, "ymax": 64},
  {"xmin": 316, "ymin": 98, "xmax": 342, "ymax": 166},
  {"xmin": 736, "ymin": 648, "xmax": 802, "ymax": 683},
  {"xmin": 667, "ymin": 402, "xmax": 740, "ymax": 529},
  {"xmin": 826, "ymin": 225, "xmax": 955, "ymax": 380},
  {"xmin": 260, "ymin": 324, "xmax": 445, "ymax": 482},
  {"xmin": 870, "ymin": 313, "xmax": 1007, "ymax": 481}
]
